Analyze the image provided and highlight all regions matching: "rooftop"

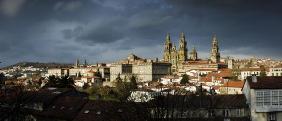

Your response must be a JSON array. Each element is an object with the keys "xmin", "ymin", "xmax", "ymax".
[{"xmin": 246, "ymin": 76, "xmax": 282, "ymax": 89}]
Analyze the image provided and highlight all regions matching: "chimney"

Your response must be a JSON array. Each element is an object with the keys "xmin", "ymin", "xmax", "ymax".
[{"xmin": 252, "ymin": 75, "xmax": 257, "ymax": 83}]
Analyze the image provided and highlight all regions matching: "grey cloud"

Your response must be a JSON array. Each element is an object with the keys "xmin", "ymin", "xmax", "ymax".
[
  {"xmin": 54, "ymin": 1, "xmax": 82, "ymax": 12},
  {"xmin": 0, "ymin": 0, "xmax": 26, "ymax": 17},
  {"xmin": 0, "ymin": 0, "xmax": 282, "ymax": 67}
]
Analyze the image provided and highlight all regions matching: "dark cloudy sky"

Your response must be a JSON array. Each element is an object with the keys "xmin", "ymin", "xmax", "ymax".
[{"xmin": 0, "ymin": 0, "xmax": 282, "ymax": 66}]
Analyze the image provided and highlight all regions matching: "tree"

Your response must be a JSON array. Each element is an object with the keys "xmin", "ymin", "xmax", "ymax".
[
  {"xmin": 57, "ymin": 75, "xmax": 74, "ymax": 88},
  {"xmin": 129, "ymin": 75, "xmax": 138, "ymax": 89},
  {"xmin": 44, "ymin": 75, "xmax": 74, "ymax": 88},
  {"xmin": 116, "ymin": 73, "xmax": 122, "ymax": 82},
  {"xmin": 0, "ymin": 73, "xmax": 6, "ymax": 86},
  {"xmin": 114, "ymin": 82, "xmax": 130, "ymax": 102},
  {"xmin": 94, "ymin": 69, "xmax": 102, "ymax": 78},
  {"xmin": 180, "ymin": 74, "xmax": 189, "ymax": 85}
]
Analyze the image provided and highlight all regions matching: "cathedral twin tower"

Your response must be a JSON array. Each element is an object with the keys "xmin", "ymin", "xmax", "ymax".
[{"xmin": 163, "ymin": 32, "xmax": 220, "ymax": 69}]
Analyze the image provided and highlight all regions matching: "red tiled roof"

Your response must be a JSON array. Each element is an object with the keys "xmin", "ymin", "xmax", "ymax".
[
  {"xmin": 246, "ymin": 76, "xmax": 282, "ymax": 89},
  {"xmin": 240, "ymin": 68, "xmax": 263, "ymax": 71},
  {"xmin": 222, "ymin": 81, "xmax": 244, "ymax": 88}
]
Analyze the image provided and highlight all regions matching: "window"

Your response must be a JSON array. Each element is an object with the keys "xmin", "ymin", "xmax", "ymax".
[
  {"xmin": 279, "ymin": 91, "xmax": 282, "ymax": 106},
  {"xmin": 264, "ymin": 91, "xmax": 271, "ymax": 106},
  {"xmin": 268, "ymin": 112, "xmax": 276, "ymax": 121},
  {"xmin": 256, "ymin": 91, "xmax": 264, "ymax": 106},
  {"xmin": 236, "ymin": 109, "xmax": 241, "ymax": 117},
  {"xmin": 223, "ymin": 109, "xmax": 230, "ymax": 117},
  {"xmin": 272, "ymin": 91, "xmax": 279, "ymax": 106},
  {"xmin": 256, "ymin": 90, "xmax": 282, "ymax": 107}
]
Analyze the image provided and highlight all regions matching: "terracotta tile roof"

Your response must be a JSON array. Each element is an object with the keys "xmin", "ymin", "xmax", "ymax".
[
  {"xmin": 201, "ymin": 69, "xmax": 232, "ymax": 82},
  {"xmin": 222, "ymin": 81, "xmax": 244, "ymax": 88},
  {"xmin": 246, "ymin": 76, "xmax": 282, "ymax": 89},
  {"xmin": 240, "ymin": 68, "xmax": 263, "ymax": 71}
]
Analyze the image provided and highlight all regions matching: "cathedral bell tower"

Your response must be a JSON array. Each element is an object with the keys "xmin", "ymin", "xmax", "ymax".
[
  {"xmin": 210, "ymin": 34, "xmax": 220, "ymax": 63},
  {"xmin": 178, "ymin": 32, "xmax": 188, "ymax": 62},
  {"xmin": 171, "ymin": 43, "xmax": 178, "ymax": 71},
  {"xmin": 163, "ymin": 33, "xmax": 172, "ymax": 62},
  {"xmin": 189, "ymin": 46, "xmax": 198, "ymax": 61}
]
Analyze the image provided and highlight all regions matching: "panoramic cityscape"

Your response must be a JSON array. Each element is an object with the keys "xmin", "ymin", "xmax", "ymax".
[{"xmin": 1, "ymin": 0, "xmax": 282, "ymax": 121}]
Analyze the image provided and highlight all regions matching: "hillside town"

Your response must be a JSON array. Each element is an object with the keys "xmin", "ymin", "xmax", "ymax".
[{"xmin": 1, "ymin": 33, "xmax": 282, "ymax": 121}]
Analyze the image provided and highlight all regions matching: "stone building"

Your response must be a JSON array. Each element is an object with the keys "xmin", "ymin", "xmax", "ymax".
[
  {"xmin": 110, "ymin": 54, "xmax": 171, "ymax": 82},
  {"xmin": 243, "ymin": 76, "xmax": 282, "ymax": 121},
  {"xmin": 162, "ymin": 33, "xmax": 222, "ymax": 73}
]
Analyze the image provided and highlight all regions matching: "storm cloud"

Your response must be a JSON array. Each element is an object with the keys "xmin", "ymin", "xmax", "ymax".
[{"xmin": 0, "ymin": 0, "xmax": 282, "ymax": 66}]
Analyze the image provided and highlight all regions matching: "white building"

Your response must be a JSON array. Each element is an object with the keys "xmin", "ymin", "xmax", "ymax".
[
  {"xmin": 240, "ymin": 68, "xmax": 262, "ymax": 80},
  {"xmin": 268, "ymin": 66, "xmax": 282, "ymax": 76},
  {"xmin": 47, "ymin": 68, "xmax": 69, "ymax": 77},
  {"xmin": 243, "ymin": 76, "xmax": 282, "ymax": 121},
  {"xmin": 160, "ymin": 75, "xmax": 181, "ymax": 85}
]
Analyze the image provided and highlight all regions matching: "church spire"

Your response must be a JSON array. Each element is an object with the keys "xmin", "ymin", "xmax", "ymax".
[
  {"xmin": 178, "ymin": 32, "xmax": 188, "ymax": 62},
  {"xmin": 75, "ymin": 59, "xmax": 80, "ymax": 68},
  {"xmin": 163, "ymin": 33, "xmax": 172, "ymax": 62},
  {"xmin": 166, "ymin": 33, "xmax": 171, "ymax": 43},
  {"xmin": 180, "ymin": 32, "xmax": 185, "ymax": 41},
  {"xmin": 210, "ymin": 33, "xmax": 220, "ymax": 63}
]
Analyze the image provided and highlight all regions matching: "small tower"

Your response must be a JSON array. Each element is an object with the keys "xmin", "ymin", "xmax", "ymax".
[
  {"xmin": 163, "ymin": 33, "xmax": 172, "ymax": 62},
  {"xmin": 178, "ymin": 32, "xmax": 188, "ymax": 62},
  {"xmin": 189, "ymin": 46, "xmax": 198, "ymax": 61},
  {"xmin": 171, "ymin": 43, "xmax": 178, "ymax": 71},
  {"xmin": 210, "ymin": 34, "xmax": 221, "ymax": 63},
  {"xmin": 84, "ymin": 59, "xmax": 87, "ymax": 67},
  {"xmin": 75, "ymin": 59, "xmax": 80, "ymax": 68}
]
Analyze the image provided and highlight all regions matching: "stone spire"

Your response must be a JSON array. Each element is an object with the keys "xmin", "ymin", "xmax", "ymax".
[
  {"xmin": 75, "ymin": 59, "xmax": 80, "ymax": 68},
  {"xmin": 190, "ymin": 46, "xmax": 198, "ymax": 61},
  {"xmin": 163, "ymin": 33, "xmax": 172, "ymax": 62},
  {"xmin": 210, "ymin": 33, "xmax": 220, "ymax": 63},
  {"xmin": 178, "ymin": 32, "xmax": 188, "ymax": 62},
  {"xmin": 171, "ymin": 43, "xmax": 178, "ymax": 70},
  {"xmin": 84, "ymin": 59, "xmax": 87, "ymax": 67},
  {"xmin": 165, "ymin": 33, "xmax": 171, "ymax": 43}
]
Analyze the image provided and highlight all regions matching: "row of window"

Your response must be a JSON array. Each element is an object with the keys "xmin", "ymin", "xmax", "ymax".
[
  {"xmin": 271, "ymin": 73, "xmax": 282, "ymax": 76},
  {"xmin": 256, "ymin": 90, "xmax": 282, "ymax": 107}
]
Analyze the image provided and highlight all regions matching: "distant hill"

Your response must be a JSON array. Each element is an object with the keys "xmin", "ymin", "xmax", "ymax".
[{"xmin": 1, "ymin": 62, "xmax": 73, "ymax": 69}]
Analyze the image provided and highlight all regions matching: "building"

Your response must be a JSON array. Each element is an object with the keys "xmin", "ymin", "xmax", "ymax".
[
  {"xmin": 242, "ymin": 76, "xmax": 282, "ymax": 121},
  {"xmin": 47, "ymin": 68, "xmax": 69, "ymax": 77},
  {"xmin": 110, "ymin": 54, "xmax": 171, "ymax": 82},
  {"xmin": 240, "ymin": 68, "xmax": 263, "ymax": 80},
  {"xmin": 148, "ymin": 94, "xmax": 250, "ymax": 121},
  {"xmin": 268, "ymin": 65, "xmax": 282, "ymax": 76},
  {"xmin": 162, "ymin": 33, "xmax": 223, "ymax": 73},
  {"xmin": 73, "ymin": 101, "xmax": 148, "ymax": 121},
  {"xmin": 163, "ymin": 32, "xmax": 188, "ymax": 72},
  {"xmin": 219, "ymin": 80, "xmax": 244, "ymax": 94},
  {"xmin": 210, "ymin": 34, "xmax": 221, "ymax": 63}
]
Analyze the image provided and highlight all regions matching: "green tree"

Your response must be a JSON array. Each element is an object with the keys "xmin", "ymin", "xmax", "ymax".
[
  {"xmin": 180, "ymin": 74, "xmax": 189, "ymax": 85},
  {"xmin": 44, "ymin": 75, "xmax": 74, "ymax": 88},
  {"xmin": 57, "ymin": 75, "xmax": 74, "ymax": 88},
  {"xmin": 114, "ymin": 80, "xmax": 131, "ymax": 102},
  {"xmin": 116, "ymin": 73, "xmax": 122, "ymax": 82},
  {"xmin": 129, "ymin": 75, "xmax": 138, "ymax": 89}
]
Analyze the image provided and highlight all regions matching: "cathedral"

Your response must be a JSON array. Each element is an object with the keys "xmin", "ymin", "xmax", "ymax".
[{"xmin": 163, "ymin": 32, "xmax": 221, "ymax": 72}]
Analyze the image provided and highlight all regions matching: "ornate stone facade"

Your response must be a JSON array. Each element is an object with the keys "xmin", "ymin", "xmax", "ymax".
[
  {"xmin": 210, "ymin": 34, "xmax": 221, "ymax": 63},
  {"xmin": 163, "ymin": 33, "xmax": 221, "ymax": 73},
  {"xmin": 163, "ymin": 32, "xmax": 188, "ymax": 72}
]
